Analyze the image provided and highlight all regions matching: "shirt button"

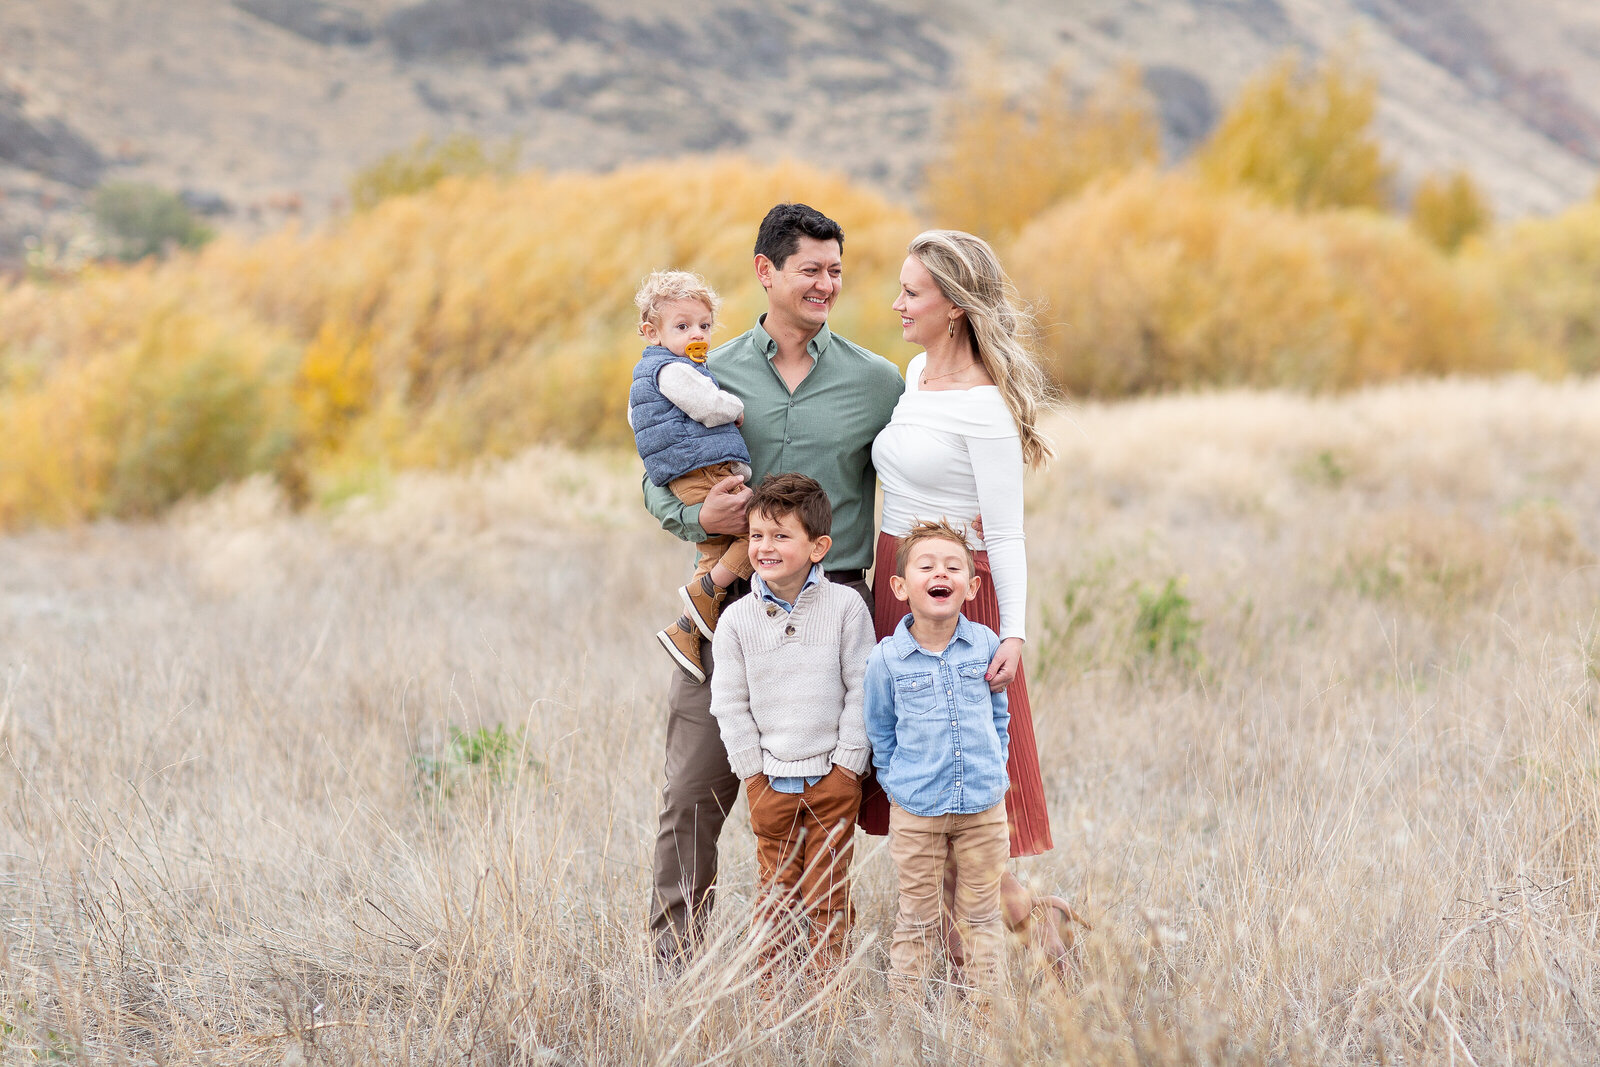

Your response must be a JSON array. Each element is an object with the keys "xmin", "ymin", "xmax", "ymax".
[
  {"xmin": 784, "ymin": 624, "xmax": 796, "ymax": 636},
  {"xmin": 951, "ymin": 720, "xmax": 957, "ymax": 726}
]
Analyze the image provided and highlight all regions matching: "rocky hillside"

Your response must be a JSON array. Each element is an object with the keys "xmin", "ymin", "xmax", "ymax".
[{"xmin": 2, "ymin": 0, "xmax": 1598, "ymax": 266}]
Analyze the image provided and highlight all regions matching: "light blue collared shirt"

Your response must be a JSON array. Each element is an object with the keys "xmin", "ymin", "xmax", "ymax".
[
  {"xmin": 757, "ymin": 563, "xmax": 830, "ymax": 794},
  {"xmin": 862, "ymin": 613, "xmax": 1010, "ymax": 816}
]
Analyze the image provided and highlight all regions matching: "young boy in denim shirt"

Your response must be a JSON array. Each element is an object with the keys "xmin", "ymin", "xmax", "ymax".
[
  {"xmin": 863, "ymin": 518, "xmax": 1011, "ymax": 995},
  {"xmin": 710, "ymin": 473, "xmax": 875, "ymax": 983}
]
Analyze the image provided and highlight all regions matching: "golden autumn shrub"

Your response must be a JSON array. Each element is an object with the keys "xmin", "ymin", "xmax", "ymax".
[
  {"xmin": 348, "ymin": 133, "xmax": 519, "ymax": 211},
  {"xmin": 1195, "ymin": 53, "xmax": 1393, "ymax": 211},
  {"xmin": 1480, "ymin": 202, "xmax": 1600, "ymax": 375},
  {"xmin": 1006, "ymin": 171, "xmax": 1504, "ymax": 395},
  {"xmin": 0, "ymin": 158, "xmax": 917, "ymax": 528},
  {"xmin": 1410, "ymin": 170, "xmax": 1493, "ymax": 252},
  {"xmin": 922, "ymin": 64, "xmax": 1159, "ymax": 242}
]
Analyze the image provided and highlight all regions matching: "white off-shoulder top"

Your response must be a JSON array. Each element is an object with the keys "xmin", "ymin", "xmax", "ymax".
[{"xmin": 871, "ymin": 353, "xmax": 1027, "ymax": 641}]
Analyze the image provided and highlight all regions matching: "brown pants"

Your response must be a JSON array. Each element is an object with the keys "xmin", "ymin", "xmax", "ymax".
[
  {"xmin": 648, "ymin": 577, "xmax": 871, "ymax": 959},
  {"xmin": 888, "ymin": 801, "xmax": 1010, "ymax": 991},
  {"xmin": 746, "ymin": 766, "xmax": 862, "ymax": 970},
  {"xmin": 669, "ymin": 462, "xmax": 755, "ymax": 582}
]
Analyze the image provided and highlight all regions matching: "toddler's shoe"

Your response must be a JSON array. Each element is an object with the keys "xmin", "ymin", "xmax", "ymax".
[
  {"xmin": 680, "ymin": 574, "xmax": 727, "ymax": 638},
  {"xmin": 656, "ymin": 616, "xmax": 706, "ymax": 684}
]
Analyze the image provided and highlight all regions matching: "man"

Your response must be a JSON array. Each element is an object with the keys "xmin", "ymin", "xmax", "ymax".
[{"xmin": 643, "ymin": 202, "xmax": 903, "ymax": 963}]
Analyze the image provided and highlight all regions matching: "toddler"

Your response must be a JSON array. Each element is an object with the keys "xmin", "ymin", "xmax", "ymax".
[{"xmin": 628, "ymin": 270, "xmax": 752, "ymax": 683}]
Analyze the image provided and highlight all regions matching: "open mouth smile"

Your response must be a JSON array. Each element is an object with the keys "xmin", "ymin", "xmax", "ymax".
[{"xmin": 927, "ymin": 581, "xmax": 953, "ymax": 601}]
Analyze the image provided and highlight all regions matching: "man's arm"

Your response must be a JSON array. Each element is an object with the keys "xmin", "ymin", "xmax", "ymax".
[
  {"xmin": 641, "ymin": 472, "xmax": 753, "ymax": 543},
  {"xmin": 642, "ymin": 474, "xmax": 706, "ymax": 543}
]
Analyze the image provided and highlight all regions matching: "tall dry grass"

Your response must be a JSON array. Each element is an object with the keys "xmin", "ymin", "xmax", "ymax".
[{"xmin": 3, "ymin": 377, "xmax": 1598, "ymax": 1063}]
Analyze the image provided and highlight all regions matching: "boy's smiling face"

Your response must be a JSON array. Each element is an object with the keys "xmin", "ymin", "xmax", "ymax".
[
  {"xmin": 890, "ymin": 536, "xmax": 981, "ymax": 626},
  {"xmin": 747, "ymin": 506, "xmax": 831, "ymax": 602},
  {"xmin": 641, "ymin": 298, "xmax": 714, "ymax": 359}
]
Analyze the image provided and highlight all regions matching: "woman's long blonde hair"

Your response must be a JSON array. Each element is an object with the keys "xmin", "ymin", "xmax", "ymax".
[{"xmin": 908, "ymin": 229, "xmax": 1055, "ymax": 469}]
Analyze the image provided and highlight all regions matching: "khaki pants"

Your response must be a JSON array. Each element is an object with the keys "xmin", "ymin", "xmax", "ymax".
[
  {"xmin": 888, "ymin": 800, "xmax": 1010, "ymax": 990},
  {"xmin": 669, "ymin": 462, "xmax": 755, "ymax": 582},
  {"xmin": 648, "ymin": 577, "xmax": 870, "ymax": 959},
  {"xmin": 746, "ymin": 766, "xmax": 862, "ymax": 971}
]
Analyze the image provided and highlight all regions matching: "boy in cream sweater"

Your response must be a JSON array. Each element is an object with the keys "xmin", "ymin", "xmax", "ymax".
[{"xmin": 709, "ymin": 473, "xmax": 876, "ymax": 983}]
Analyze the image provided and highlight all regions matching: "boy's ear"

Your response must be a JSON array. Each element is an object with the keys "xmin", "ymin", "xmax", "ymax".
[
  {"xmin": 808, "ymin": 534, "xmax": 832, "ymax": 563},
  {"xmin": 889, "ymin": 574, "xmax": 909, "ymax": 603},
  {"xmin": 963, "ymin": 575, "xmax": 982, "ymax": 602}
]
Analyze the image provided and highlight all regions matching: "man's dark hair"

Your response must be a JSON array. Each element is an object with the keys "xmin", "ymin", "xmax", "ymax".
[
  {"xmin": 747, "ymin": 472, "xmax": 833, "ymax": 540},
  {"xmin": 753, "ymin": 203, "xmax": 845, "ymax": 270}
]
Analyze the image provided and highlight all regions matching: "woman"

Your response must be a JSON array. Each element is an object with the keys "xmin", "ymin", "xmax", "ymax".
[{"xmin": 859, "ymin": 228, "xmax": 1080, "ymax": 964}]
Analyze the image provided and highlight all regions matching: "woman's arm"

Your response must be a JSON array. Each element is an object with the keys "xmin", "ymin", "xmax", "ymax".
[
  {"xmin": 969, "ymin": 433, "xmax": 1027, "ymax": 691},
  {"xmin": 968, "ymin": 433, "xmax": 1027, "ymax": 642}
]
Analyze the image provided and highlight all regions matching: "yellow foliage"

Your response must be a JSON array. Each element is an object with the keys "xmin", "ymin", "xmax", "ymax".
[
  {"xmin": 922, "ymin": 64, "xmax": 1159, "ymax": 242},
  {"xmin": 1478, "ymin": 202, "xmax": 1600, "ymax": 375},
  {"xmin": 294, "ymin": 322, "xmax": 375, "ymax": 452},
  {"xmin": 348, "ymin": 133, "xmax": 519, "ymax": 211},
  {"xmin": 1007, "ymin": 171, "xmax": 1506, "ymax": 395},
  {"xmin": 1410, "ymin": 169, "xmax": 1493, "ymax": 252},
  {"xmin": 0, "ymin": 158, "xmax": 916, "ymax": 528},
  {"xmin": 1195, "ymin": 53, "xmax": 1393, "ymax": 211}
]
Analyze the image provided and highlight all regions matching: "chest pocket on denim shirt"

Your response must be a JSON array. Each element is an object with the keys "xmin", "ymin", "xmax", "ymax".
[
  {"xmin": 957, "ymin": 661, "xmax": 990, "ymax": 703},
  {"xmin": 894, "ymin": 672, "xmax": 938, "ymax": 714}
]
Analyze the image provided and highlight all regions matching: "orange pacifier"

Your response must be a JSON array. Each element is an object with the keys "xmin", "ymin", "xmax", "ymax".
[{"xmin": 686, "ymin": 341, "xmax": 708, "ymax": 364}]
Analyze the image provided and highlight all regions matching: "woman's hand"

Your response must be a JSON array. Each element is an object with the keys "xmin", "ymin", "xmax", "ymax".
[{"xmin": 986, "ymin": 637, "xmax": 1024, "ymax": 692}]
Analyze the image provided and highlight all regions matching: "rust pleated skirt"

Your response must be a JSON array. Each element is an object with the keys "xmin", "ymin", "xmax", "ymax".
[{"xmin": 857, "ymin": 530, "xmax": 1055, "ymax": 857}]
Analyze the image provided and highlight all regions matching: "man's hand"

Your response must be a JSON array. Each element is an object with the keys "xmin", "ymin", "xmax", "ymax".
[{"xmin": 700, "ymin": 474, "xmax": 752, "ymax": 535}]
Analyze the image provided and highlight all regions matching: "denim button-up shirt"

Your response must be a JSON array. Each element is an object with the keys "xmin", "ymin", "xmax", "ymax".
[{"xmin": 862, "ymin": 614, "xmax": 1010, "ymax": 817}]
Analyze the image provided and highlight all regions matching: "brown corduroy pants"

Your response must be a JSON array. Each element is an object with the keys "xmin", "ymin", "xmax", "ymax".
[
  {"xmin": 746, "ymin": 766, "xmax": 862, "ymax": 971},
  {"xmin": 647, "ymin": 578, "xmax": 870, "ymax": 960}
]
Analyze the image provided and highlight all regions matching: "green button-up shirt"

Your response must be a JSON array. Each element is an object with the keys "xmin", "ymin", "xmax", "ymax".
[{"xmin": 643, "ymin": 318, "xmax": 905, "ymax": 571}]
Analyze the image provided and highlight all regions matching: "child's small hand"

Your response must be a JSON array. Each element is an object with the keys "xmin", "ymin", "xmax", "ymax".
[{"xmin": 735, "ymin": 413, "xmax": 744, "ymax": 427}]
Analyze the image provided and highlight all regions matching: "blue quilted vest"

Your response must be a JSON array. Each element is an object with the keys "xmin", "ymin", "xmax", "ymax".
[{"xmin": 630, "ymin": 345, "xmax": 751, "ymax": 487}]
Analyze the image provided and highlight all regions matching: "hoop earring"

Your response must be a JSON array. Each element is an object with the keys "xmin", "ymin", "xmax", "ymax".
[{"xmin": 948, "ymin": 317, "xmax": 957, "ymax": 339}]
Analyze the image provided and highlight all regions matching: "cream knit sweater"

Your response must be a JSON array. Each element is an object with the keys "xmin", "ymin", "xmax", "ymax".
[{"xmin": 710, "ymin": 579, "xmax": 876, "ymax": 781}]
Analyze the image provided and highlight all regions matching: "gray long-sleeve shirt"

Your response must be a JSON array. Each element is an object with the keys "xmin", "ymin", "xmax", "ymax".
[{"xmin": 710, "ymin": 577, "xmax": 876, "ymax": 780}]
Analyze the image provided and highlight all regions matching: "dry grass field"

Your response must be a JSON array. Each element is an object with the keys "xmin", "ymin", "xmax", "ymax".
[{"xmin": 2, "ymin": 377, "xmax": 1598, "ymax": 1065}]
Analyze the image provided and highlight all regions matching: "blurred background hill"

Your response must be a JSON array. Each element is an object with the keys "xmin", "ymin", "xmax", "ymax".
[{"xmin": 4, "ymin": 0, "xmax": 1600, "ymax": 263}]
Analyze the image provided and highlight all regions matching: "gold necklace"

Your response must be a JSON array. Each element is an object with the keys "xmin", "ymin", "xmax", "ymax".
[{"xmin": 921, "ymin": 360, "xmax": 977, "ymax": 387}]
